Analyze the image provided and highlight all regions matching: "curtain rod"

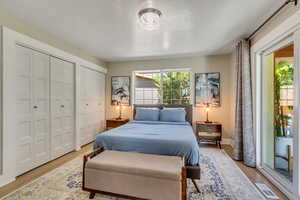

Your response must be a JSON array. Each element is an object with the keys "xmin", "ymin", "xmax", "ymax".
[{"xmin": 247, "ymin": 0, "xmax": 298, "ymax": 41}]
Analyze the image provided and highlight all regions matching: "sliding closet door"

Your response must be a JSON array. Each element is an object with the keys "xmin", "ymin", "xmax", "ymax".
[
  {"xmin": 50, "ymin": 57, "xmax": 75, "ymax": 159},
  {"xmin": 16, "ymin": 46, "xmax": 34, "ymax": 175},
  {"xmin": 32, "ymin": 51, "xmax": 51, "ymax": 167},
  {"xmin": 16, "ymin": 45, "xmax": 50, "ymax": 175},
  {"xmin": 89, "ymin": 71, "xmax": 104, "ymax": 138},
  {"xmin": 79, "ymin": 66, "xmax": 89, "ymax": 145},
  {"xmin": 79, "ymin": 66, "xmax": 105, "ymax": 146},
  {"xmin": 90, "ymin": 71, "xmax": 105, "ymax": 138},
  {"xmin": 95, "ymin": 72, "xmax": 105, "ymax": 134}
]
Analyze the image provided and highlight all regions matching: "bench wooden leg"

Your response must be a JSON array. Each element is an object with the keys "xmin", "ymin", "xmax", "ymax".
[
  {"xmin": 89, "ymin": 192, "xmax": 96, "ymax": 199},
  {"xmin": 191, "ymin": 179, "xmax": 200, "ymax": 193}
]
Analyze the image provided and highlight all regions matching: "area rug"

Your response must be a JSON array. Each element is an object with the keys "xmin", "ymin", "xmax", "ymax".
[{"xmin": 1, "ymin": 148, "xmax": 265, "ymax": 200}]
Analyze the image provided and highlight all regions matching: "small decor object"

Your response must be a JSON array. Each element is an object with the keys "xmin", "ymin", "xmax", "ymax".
[
  {"xmin": 195, "ymin": 72, "xmax": 220, "ymax": 107},
  {"xmin": 111, "ymin": 76, "xmax": 130, "ymax": 106}
]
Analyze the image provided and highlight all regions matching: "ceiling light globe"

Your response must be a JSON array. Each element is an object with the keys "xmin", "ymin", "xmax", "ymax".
[{"xmin": 138, "ymin": 8, "xmax": 162, "ymax": 30}]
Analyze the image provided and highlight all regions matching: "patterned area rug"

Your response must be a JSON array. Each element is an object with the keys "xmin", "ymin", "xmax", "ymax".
[{"xmin": 1, "ymin": 148, "xmax": 265, "ymax": 200}]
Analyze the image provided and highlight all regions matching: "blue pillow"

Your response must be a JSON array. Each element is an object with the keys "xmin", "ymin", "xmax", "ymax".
[
  {"xmin": 135, "ymin": 107, "xmax": 160, "ymax": 121},
  {"xmin": 160, "ymin": 108, "xmax": 186, "ymax": 122}
]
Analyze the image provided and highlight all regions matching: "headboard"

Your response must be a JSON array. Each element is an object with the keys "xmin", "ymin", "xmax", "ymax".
[{"xmin": 133, "ymin": 104, "xmax": 193, "ymax": 125}]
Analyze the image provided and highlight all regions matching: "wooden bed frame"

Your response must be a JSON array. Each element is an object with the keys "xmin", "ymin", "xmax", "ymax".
[{"xmin": 133, "ymin": 104, "xmax": 201, "ymax": 192}]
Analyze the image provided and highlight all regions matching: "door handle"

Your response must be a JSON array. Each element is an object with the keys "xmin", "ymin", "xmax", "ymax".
[
  {"xmin": 33, "ymin": 106, "xmax": 38, "ymax": 109},
  {"xmin": 61, "ymin": 105, "xmax": 65, "ymax": 108},
  {"xmin": 86, "ymin": 104, "xmax": 89, "ymax": 106}
]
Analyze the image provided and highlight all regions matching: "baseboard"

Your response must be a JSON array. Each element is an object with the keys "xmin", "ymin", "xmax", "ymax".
[
  {"xmin": 0, "ymin": 177, "xmax": 15, "ymax": 187},
  {"xmin": 221, "ymin": 138, "xmax": 233, "ymax": 147}
]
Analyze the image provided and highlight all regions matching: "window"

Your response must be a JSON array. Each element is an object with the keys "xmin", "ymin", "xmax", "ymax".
[
  {"xmin": 134, "ymin": 72, "xmax": 161, "ymax": 104},
  {"xmin": 134, "ymin": 70, "xmax": 191, "ymax": 104}
]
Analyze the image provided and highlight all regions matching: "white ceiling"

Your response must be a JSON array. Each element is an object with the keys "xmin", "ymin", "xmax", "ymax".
[{"xmin": 0, "ymin": 0, "xmax": 285, "ymax": 61}]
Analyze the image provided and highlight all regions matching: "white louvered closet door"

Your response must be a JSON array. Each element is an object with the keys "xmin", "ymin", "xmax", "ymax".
[
  {"xmin": 16, "ymin": 45, "xmax": 50, "ymax": 175},
  {"xmin": 95, "ymin": 72, "xmax": 106, "ymax": 134},
  {"xmin": 79, "ymin": 66, "xmax": 105, "ymax": 146},
  {"xmin": 79, "ymin": 66, "xmax": 89, "ymax": 146},
  {"xmin": 50, "ymin": 57, "xmax": 75, "ymax": 159}
]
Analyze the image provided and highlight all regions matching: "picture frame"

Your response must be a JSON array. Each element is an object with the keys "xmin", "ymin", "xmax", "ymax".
[
  {"xmin": 195, "ymin": 72, "xmax": 220, "ymax": 107},
  {"xmin": 111, "ymin": 76, "xmax": 131, "ymax": 105}
]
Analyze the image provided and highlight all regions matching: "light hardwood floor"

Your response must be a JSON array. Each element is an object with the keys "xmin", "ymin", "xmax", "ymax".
[{"xmin": 0, "ymin": 144, "xmax": 288, "ymax": 200}]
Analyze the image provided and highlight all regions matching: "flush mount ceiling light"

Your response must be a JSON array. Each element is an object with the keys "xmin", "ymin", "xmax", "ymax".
[{"xmin": 138, "ymin": 8, "xmax": 162, "ymax": 30}]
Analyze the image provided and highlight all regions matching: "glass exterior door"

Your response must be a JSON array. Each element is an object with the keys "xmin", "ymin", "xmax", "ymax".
[{"xmin": 261, "ymin": 44, "xmax": 294, "ymax": 183}]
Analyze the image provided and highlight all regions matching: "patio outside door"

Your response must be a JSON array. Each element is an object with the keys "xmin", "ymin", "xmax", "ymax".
[
  {"xmin": 254, "ymin": 19, "xmax": 300, "ymax": 199},
  {"xmin": 261, "ymin": 43, "xmax": 295, "ymax": 188}
]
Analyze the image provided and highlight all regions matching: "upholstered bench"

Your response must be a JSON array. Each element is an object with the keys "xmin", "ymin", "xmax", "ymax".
[{"xmin": 82, "ymin": 148, "xmax": 187, "ymax": 200}]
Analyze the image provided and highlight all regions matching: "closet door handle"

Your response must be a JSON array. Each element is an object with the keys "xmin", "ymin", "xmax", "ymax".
[
  {"xmin": 61, "ymin": 105, "xmax": 65, "ymax": 108},
  {"xmin": 33, "ymin": 105, "xmax": 38, "ymax": 109},
  {"xmin": 86, "ymin": 104, "xmax": 89, "ymax": 106}
]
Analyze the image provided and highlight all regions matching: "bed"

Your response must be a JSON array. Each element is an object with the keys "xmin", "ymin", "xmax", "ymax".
[{"xmin": 94, "ymin": 104, "xmax": 201, "ymax": 191}]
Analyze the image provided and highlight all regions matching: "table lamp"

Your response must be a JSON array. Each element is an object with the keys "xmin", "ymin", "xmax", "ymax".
[
  {"xmin": 204, "ymin": 102, "xmax": 212, "ymax": 123},
  {"xmin": 116, "ymin": 101, "xmax": 122, "ymax": 120}
]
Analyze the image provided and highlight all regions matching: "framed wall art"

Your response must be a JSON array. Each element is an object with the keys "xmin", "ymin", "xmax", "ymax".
[
  {"xmin": 195, "ymin": 72, "xmax": 220, "ymax": 107},
  {"xmin": 111, "ymin": 76, "xmax": 131, "ymax": 105}
]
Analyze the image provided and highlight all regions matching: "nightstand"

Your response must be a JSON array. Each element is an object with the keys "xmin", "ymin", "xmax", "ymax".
[
  {"xmin": 196, "ymin": 121, "xmax": 222, "ymax": 148},
  {"xmin": 106, "ymin": 118, "xmax": 129, "ymax": 130}
]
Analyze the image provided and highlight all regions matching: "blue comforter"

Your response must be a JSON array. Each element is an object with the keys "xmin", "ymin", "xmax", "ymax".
[{"xmin": 94, "ymin": 120, "xmax": 200, "ymax": 166}]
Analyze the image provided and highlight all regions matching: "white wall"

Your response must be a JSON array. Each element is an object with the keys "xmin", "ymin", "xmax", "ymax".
[{"xmin": 106, "ymin": 54, "xmax": 235, "ymax": 139}]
